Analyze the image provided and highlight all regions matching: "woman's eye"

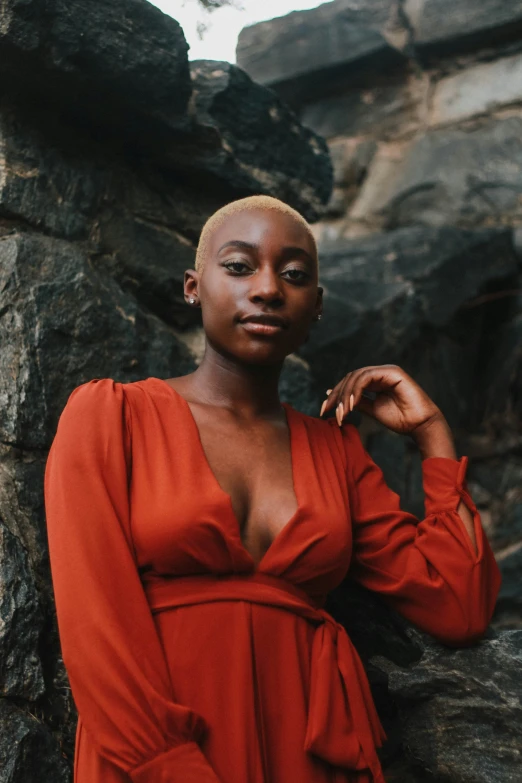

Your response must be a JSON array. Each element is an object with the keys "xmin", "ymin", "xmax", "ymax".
[
  {"xmin": 223, "ymin": 260, "xmax": 251, "ymax": 273},
  {"xmin": 283, "ymin": 268, "xmax": 309, "ymax": 282}
]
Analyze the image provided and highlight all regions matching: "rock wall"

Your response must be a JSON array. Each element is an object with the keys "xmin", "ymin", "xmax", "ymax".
[
  {"xmin": 0, "ymin": 1, "xmax": 332, "ymax": 779},
  {"xmin": 238, "ymin": 2, "xmax": 522, "ymax": 781}
]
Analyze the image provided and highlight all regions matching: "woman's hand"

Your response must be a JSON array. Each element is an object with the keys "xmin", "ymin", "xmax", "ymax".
[{"xmin": 319, "ymin": 364, "xmax": 450, "ymax": 444}]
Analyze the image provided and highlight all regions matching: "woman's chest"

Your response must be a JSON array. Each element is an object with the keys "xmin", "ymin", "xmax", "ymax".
[{"xmin": 126, "ymin": 385, "xmax": 354, "ymax": 588}]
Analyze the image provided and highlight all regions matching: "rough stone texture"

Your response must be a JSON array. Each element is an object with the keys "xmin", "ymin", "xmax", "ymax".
[
  {"xmin": 300, "ymin": 228, "xmax": 518, "ymax": 431},
  {"xmin": 350, "ymin": 117, "xmax": 522, "ymax": 230},
  {"xmin": 382, "ymin": 630, "xmax": 522, "ymax": 782},
  {"xmin": 404, "ymin": 0, "xmax": 522, "ymax": 57},
  {"xmin": 430, "ymin": 53, "xmax": 522, "ymax": 127},
  {"xmin": 302, "ymin": 69, "xmax": 427, "ymax": 141},
  {"xmin": 0, "ymin": 232, "xmax": 197, "ymax": 451},
  {"xmin": 0, "ymin": 699, "xmax": 70, "ymax": 783},
  {"xmin": 0, "ymin": 106, "xmax": 107, "ymax": 240},
  {"xmin": 0, "ymin": 517, "xmax": 44, "ymax": 700},
  {"xmin": 0, "ymin": 0, "xmax": 192, "ymax": 129},
  {"xmin": 236, "ymin": 0, "xmax": 406, "ymax": 106},
  {"xmin": 186, "ymin": 61, "xmax": 333, "ymax": 221}
]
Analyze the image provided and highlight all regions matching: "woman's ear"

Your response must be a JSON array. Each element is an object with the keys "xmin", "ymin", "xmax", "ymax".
[{"xmin": 184, "ymin": 269, "xmax": 200, "ymax": 305}]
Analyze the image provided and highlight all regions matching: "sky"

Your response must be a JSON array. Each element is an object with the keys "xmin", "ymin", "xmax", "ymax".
[{"xmin": 150, "ymin": 0, "xmax": 323, "ymax": 63}]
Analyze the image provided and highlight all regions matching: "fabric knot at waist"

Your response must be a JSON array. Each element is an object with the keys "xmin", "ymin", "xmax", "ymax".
[{"xmin": 143, "ymin": 571, "xmax": 387, "ymax": 783}]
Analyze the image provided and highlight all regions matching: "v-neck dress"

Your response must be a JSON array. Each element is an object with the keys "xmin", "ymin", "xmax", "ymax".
[{"xmin": 44, "ymin": 377, "xmax": 502, "ymax": 783}]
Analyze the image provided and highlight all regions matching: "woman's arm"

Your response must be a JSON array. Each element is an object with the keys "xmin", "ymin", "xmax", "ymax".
[
  {"xmin": 342, "ymin": 422, "xmax": 501, "ymax": 647},
  {"xmin": 410, "ymin": 411, "xmax": 477, "ymax": 555},
  {"xmin": 44, "ymin": 379, "xmax": 221, "ymax": 782}
]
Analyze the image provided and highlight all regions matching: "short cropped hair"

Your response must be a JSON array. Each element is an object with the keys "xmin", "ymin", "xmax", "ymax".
[{"xmin": 194, "ymin": 195, "xmax": 318, "ymax": 274}]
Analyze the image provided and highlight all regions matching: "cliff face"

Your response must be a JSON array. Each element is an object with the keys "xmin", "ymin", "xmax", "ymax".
[
  {"xmin": 238, "ymin": 2, "xmax": 522, "ymax": 781},
  {"xmin": 0, "ymin": 1, "xmax": 333, "ymax": 778}
]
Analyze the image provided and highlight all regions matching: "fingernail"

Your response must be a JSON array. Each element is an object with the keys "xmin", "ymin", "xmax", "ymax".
[
  {"xmin": 349, "ymin": 393, "xmax": 354, "ymax": 412},
  {"xmin": 336, "ymin": 402, "xmax": 344, "ymax": 426},
  {"xmin": 319, "ymin": 399, "xmax": 328, "ymax": 417},
  {"xmin": 326, "ymin": 389, "xmax": 332, "ymax": 395}
]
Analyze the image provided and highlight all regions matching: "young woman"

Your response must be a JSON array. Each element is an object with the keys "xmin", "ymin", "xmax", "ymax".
[{"xmin": 44, "ymin": 195, "xmax": 501, "ymax": 783}]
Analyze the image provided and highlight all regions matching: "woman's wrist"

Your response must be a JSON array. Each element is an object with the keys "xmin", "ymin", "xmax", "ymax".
[{"xmin": 410, "ymin": 413, "xmax": 458, "ymax": 461}]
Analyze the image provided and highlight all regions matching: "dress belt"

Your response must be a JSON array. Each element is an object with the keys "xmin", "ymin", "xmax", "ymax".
[{"xmin": 143, "ymin": 571, "xmax": 388, "ymax": 783}]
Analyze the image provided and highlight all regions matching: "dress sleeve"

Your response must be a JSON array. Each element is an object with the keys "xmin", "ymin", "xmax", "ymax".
[
  {"xmin": 342, "ymin": 423, "xmax": 502, "ymax": 647},
  {"xmin": 44, "ymin": 378, "xmax": 221, "ymax": 782}
]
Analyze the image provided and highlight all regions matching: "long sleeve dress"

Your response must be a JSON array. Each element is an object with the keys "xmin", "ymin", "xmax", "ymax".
[{"xmin": 43, "ymin": 376, "xmax": 502, "ymax": 783}]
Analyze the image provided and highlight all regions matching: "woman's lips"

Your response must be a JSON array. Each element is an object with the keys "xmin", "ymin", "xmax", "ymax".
[{"xmin": 240, "ymin": 321, "xmax": 285, "ymax": 336}]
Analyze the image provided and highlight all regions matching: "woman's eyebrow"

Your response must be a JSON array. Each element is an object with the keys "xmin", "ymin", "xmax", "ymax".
[
  {"xmin": 216, "ymin": 241, "xmax": 315, "ymax": 267},
  {"xmin": 217, "ymin": 240, "xmax": 258, "ymax": 253},
  {"xmin": 280, "ymin": 246, "xmax": 315, "ymax": 265}
]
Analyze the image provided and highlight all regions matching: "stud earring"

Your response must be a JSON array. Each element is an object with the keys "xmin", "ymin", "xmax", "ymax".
[
  {"xmin": 317, "ymin": 314, "xmax": 322, "ymax": 320},
  {"xmin": 189, "ymin": 297, "xmax": 196, "ymax": 304}
]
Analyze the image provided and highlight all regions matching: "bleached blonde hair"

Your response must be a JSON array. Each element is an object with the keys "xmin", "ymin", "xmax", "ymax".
[{"xmin": 194, "ymin": 195, "xmax": 318, "ymax": 274}]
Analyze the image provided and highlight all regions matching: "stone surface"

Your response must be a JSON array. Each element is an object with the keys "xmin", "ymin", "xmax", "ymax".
[
  {"xmin": 0, "ymin": 5, "xmax": 333, "ymax": 223},
  {"xmin": 0, "ymin": 232, "xmax": 196, "ymax": 451},
  {"xmin": 302, "ymin": 226, "xmax": 518, "ymax": 428},
  {"xmin": 185, "ymin": 61, "xmax": 333, "ymax": 221},
  {"xmin": 495, "ymin": 546, "xmax": 522, "ymax": 628},
  {"xmin": 351, "ymin": 117, "xmax": 522, "ymax": 229},
  {"xmin": 0, "ymin": 0, "xmax": 191, "ymax": 129},
  {"xmin": 96, "ymin": 209, "xmax": 198, "ymax": 330},
  {"xmin": 382, "ymin": 630, "xmax": 522, "ymax": 782},
  {"xmin": 302, "ymin": 69, "xmax": 426, "ymax": 141},
  {"xmin": 430, "ymin": 53, "xmax": 522, "ymax": 127},
  {"xmin": 0, "ymin": 699, "xmax": 70, "ymax": 783},
  {"xmin": 0, "ymin": 105, "xmax": 107, "ymax": 240},
  {"xmin": 0, "ymin": 517, "xmax": 44, "ymax": 700},
  {"xmin": 236, "ymin": 0, "xmax": 406, "ymax": 106},
  {"xmin": 404, "ymin": 0, "xmax": 522, "ymax": 56}
]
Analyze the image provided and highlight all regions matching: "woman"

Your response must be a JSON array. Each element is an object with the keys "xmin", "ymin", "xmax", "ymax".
[{"xmin": 44, "ymin": 195, "xmax": 501, "ymax": 783}]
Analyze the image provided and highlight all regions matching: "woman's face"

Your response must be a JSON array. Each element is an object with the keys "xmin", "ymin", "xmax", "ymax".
[{"xmin": 186, "ymin": 208, "xmax": 323, "ymax": 365}]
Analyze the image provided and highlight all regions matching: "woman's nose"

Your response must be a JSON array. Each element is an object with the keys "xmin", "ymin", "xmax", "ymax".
[{"xmin": 248, "ymin": 267, "xmax": 283, "ymax": 303}]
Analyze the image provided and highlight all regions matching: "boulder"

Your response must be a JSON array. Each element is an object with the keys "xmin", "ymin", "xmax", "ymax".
[
  {"xmin": 236, "ymin": 0, "xmax": 406, "ymax": 107},
  {"xmin": 430, "ymin": 52, "xmax": 522, "ymax": 127},
  {"xmin": 404, "ymin": 0, "xmax": 522, "ymax": 57},
  {"xmin": 302, "ymin": 69, "xmax": 426, "ymax": 141},
  {"xmin": 0, "ymin": 232, "xmax": 196, "ymax": 451},
  {"xmin": 0, "ymin": 3, "xmax": 333, "ymax": 221},
  {"xmin": 0, "ymin": 106, "xmax": 107, "ymax": 241},
  {"xmin": 382, "ymin": 629, "xmax": 522, "ymax": 781},
  {"xmin": 0, "ymin": 517, "xmax": 44, "ymax": 700},
  {"xmin": 0, "ymin": 0, "xmax": 191, "ymax": 128},
  {"xmin": 351, "ymin": 117, "xmax": 522, "ymax": 229},
  {"xmin": 185, "ymin": 61, "xmax": 333, "ymax": 221},
  {"xmin": 301, "ymin": 226, "xmax": 519, "ymax": 428},
  {"xmin": 0, "ymin": 699, "xmax": 70, "ymax": 782}
]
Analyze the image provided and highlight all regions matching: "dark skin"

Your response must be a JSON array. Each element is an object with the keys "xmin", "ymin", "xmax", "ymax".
[{"xmin": 163, "ymin": 207, "xmax": 477, "ymax": 567}]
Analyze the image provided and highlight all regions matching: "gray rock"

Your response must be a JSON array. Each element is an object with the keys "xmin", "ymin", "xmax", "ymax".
[
  {"xmin": 382, "ymin": 630, "xmax": 522, "ymax": 782},
  {"xmin": 0, "ymin": 106, "xmax": 107, "ymax": 240},
  {"xmin": 301, "ymin": 226, "xmax": 518, "ymax": 428},
  {"xmin": 0, "ymin": 0, "xmax": 191, "ymax": 128},
  {"xmin": 430, "ymin": 52, "xmax": 522, "ymax": 127},
  {"xmin": 404, "ymin": 0, "xmax": 522, "ymax": 57},
  {"xmin": 0, "ymin": 517, "xmax": 44, "ymax": 700},
  {"xmin": 278, "ymin": 354, "xmax": 322, "ymax": 417},
  {"xmin": 236, "ymin": 0, "xmax": 406, "ymax": 107},
  {"xmin": 495, "ymin": 546, "xmax": 522, "ymax": 627},
  {"xmin": 0, "ymin": 699, "xmax": 70, "ymax": 782},
  {"xmin": 302, "ymin": 69, "xmax": 426, "ymax": 141},
  {"xmin": 97, "ymin": 209, "xmax": 198, "ymax": 329},
  {"xmin": 351, "ymin": 117, "xmax": 522, "ymax": 229},
  {"xmin": 184, "ymin": 61, "xmax": 333, "ymax": 221},
  {"xmin": 0, "ymin": 232, "xmax": 196, "ymax": 450}
]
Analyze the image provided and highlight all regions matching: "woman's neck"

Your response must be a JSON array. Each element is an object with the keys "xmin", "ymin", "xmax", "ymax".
[{"xmin": 182, "ymin": 345, "xmax": 284, "ymax": 418}]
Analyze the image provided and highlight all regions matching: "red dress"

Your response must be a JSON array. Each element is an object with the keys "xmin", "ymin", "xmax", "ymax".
[{"xmin": 44, "ymin": 377, "xmax": 501, "ymax": 783}]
